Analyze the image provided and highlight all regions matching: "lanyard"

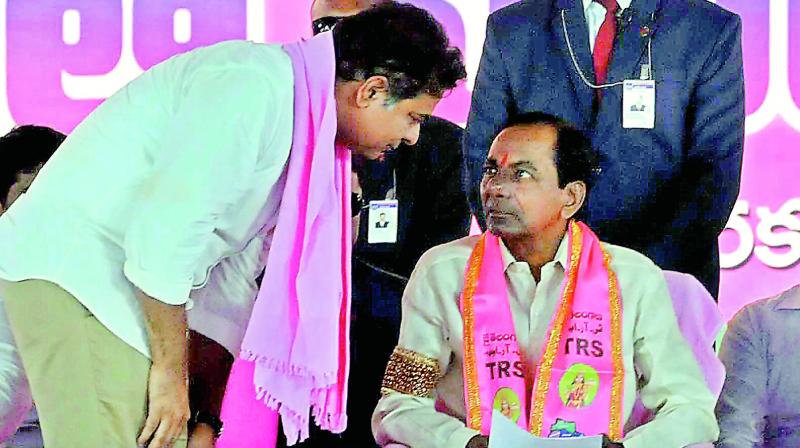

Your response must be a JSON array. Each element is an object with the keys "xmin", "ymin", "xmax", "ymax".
[
  {"xmin": 560, "ymin": 8, "xmax": 655, "ymax": 89},
  {"xmin": 384, "ymin": 169, "xmax": 398, "ymax": 201}
]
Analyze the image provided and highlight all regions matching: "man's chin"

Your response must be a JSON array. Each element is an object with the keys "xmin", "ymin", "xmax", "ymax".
[
  {"xmin": 355, "ymin": 146, "xmax": 388, "ymax": 161},
  {"xmin": 487, "ymin": 222, "xmax": 521, "ymax": 239}
]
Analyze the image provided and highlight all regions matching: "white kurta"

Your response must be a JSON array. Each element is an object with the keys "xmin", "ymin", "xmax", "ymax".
[{"xmin": 373, "ymin": 235, "xmax": 719, "ymax": 448}]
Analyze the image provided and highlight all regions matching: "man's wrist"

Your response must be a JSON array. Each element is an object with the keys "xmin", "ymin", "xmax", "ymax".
[{"xmin": 189, "ymin": 411, "xmax": 224, "ymax": 438}]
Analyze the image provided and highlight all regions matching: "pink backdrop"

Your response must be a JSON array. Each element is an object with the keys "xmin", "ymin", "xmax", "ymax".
[
  {"xmin": 1, "ymin": 1, "xmax": 796, "ymax": 445},
  {"xmin": 0, "ymin": 0, "xmax": 797, "ymax": 319}
]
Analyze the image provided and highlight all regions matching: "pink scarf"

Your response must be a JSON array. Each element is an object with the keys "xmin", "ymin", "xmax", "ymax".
[
  {"xmin": 238, "ymin": 31, "xmax": 351, "ymax": 445},
  {"xmin": 462, "ymin": 221, "xmax": 625, "ymax": 440}
]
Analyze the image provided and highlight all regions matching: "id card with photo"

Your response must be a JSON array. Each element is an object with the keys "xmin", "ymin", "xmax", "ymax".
[
  {"xmin": 622, "ymin": 79, "xmax": 656, "ymax": 129},
  {"xmin": 368, "ymin": 200, "xmax": 399, "ymax": 244}
]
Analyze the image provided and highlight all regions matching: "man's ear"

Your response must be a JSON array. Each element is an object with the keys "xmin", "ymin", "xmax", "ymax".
[
  {"xmin": 561, "ymin": 181, "xmax": 587, "ymax": 220},
  {"xmin": 355, "ymin": 75, "xmax": 390, "ymax": 107}
]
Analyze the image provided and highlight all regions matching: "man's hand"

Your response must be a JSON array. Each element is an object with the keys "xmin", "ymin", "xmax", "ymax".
[
  {"xmin": 466, "ymin": 435, "xmax": 489, "ymax": 448},
  {"xmin": 138, "ymin": 363, "xmax": 190, "ymax": 447},
  {"xmin": 135, "ymin": 289, "xmax": 190, "ymax": 447}
]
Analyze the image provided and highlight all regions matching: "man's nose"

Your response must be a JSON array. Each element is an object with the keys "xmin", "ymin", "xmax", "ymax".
[{"xmin": 484, "ymin": 175, "xmax": 511, "ymax": 198}]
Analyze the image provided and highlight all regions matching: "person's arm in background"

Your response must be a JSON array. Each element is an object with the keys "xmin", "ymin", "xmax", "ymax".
[
  {"xmin": 644, "ymin": 13, "xmax": 745, "ymax": 296},
  {"xmin": 462, "ymin": 14, "xmax": 514, "ymax": 229},
  {"xmin": 715, "ymin": 305, "xmax": 768, "ymax": 448},
  {"xmin": 0, "ymin": 300, "xmax": 32, "ymax": 443}
]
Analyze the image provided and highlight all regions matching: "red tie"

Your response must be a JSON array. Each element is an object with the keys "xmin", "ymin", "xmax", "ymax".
[{"xmin": 593, "ymin": 0, "xmax": 619, "ymax": 85}]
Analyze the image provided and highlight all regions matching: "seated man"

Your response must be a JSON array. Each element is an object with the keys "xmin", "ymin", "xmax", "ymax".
[
  {"xmin": 373, "ymin": 112, "xmax": 718, "ymax": 448},
  {"xmin": 716, "ymin": 284, "xmax": 800, "ymax": 448}
]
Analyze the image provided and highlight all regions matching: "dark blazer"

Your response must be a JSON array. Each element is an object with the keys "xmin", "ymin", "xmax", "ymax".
[
  {"xmin": 356, "ymin": 116, "xmax": 470, "ymax": 284},
  {"xmin": 463, "ymin": 0, "xmax": 745, "ymax": 297}
]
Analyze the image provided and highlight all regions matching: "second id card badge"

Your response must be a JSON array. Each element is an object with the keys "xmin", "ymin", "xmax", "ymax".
[
  {"xmin": 368, "ymin": 199, "xmax": 399, "ymax": 244},
  {"xmin": 622, "ymin": 79, "xmax": 656, "ymax": 129}
]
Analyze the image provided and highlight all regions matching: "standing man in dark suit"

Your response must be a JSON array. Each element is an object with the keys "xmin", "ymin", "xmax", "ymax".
[{"xmin": 463, "ymin": 0, "xmax": 745, "ymax": 297}]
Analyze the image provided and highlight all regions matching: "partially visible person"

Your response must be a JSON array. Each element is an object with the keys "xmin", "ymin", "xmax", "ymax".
[
  {"xmin": 0, "ymin": 4, "xmax": 465, "ymax": 448},
  {"xmin": 311, "ymin": 0, "xmax": 376, "ymax": 34},
  {"xmin": 463, "ymin": 0, "xmax": 745, "ymax": 298},
  {"xmin": 374, "ymin": 112, "xmax": 718, "ymax": 448},
  {"xmin": 716, "ymin": 285, "xmax": 800, "ymax": 448},
  {"xmin": 0, "ymin": 125, "xmax": 64, "ymax": 216},
  {"xmin": 0, "ymin": 125, "xmax": 65, "ymax": 443}
]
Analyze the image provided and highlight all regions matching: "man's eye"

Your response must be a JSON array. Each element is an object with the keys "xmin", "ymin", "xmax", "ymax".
[
  {"xmin": 482, "ymin": 166, "xmax": 498, "ymax": 176},
  {"xmin": 515, "ymin": 170, "xmax": 533, "ymax": 180}
]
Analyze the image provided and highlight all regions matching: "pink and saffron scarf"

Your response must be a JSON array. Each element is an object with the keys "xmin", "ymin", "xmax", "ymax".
[
  {"xmin": 237, "ymin": 31, "xmax": 351, "ymax": 445},
  {"xmin": 461, "ymin": 221, "xmax": 625, "ymax": 440}
]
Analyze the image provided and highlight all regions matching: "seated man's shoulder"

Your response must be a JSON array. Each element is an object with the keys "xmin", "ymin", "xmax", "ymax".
[
  {"xmin": 412, "ymin": 235, "xmax": 480, "ymax": 280},
  {"xmin": 602, "ymin": 242, "xmax": 662, "ymax": 279},
  {"xmin": 731, "ymin": 284, "xmax": 800, "ymax": 330}
]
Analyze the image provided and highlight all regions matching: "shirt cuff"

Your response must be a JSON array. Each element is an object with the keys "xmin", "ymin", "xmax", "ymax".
[
  {"xmin": 124, "ymin": 260, "xmax": 191, "ymax": 306},
  {"xmin": 445, "ymin": 426, "xmax": 481, "ymax": 448}
]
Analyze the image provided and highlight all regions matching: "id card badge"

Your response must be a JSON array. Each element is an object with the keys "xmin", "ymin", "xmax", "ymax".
[
  {"xmin": 622, "ymin": 79, "xmax": 656, "ymax": 129},
  {"xmin": 367, "ymin": 200, "xmax": 399, "ymax": 244}
]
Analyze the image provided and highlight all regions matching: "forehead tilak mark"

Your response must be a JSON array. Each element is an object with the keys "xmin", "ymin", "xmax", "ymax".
[{"xmin": 500, "ymin": 153, "xmax": 510, "ymax": 167}]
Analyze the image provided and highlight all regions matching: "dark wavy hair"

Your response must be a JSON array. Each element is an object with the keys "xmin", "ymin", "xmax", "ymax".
[
  {"xmin": 333, "ymin": 2, "xmax": 466, "ymax": 101},
  {"xmin": 0, "ymin": 125, "xmax": 65, "ymax": 205}
]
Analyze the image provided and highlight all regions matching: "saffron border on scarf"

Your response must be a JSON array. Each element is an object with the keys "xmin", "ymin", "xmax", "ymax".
[
  {"xmin": 462, "ymin": 235, "xmax": 487, "ymax": 431},
  {"xmin": 529, "ymin": 222, "xmax": 583, "ymax": 434},
  {"xmin": 602, "ymin": 249, "xmax": 625, "ymax": 441}
]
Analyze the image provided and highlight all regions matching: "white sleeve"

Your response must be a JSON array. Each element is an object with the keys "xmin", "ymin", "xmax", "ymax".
[
  {"xmin": 623, "ymin": 274, "xmax": 720, "ymax": 448},
  {"xmin": 372, "ymin": 266, "xmax": 480, "ymax": 448},
  {"xmin": 123, "ymin": 66, "xmax": 285, "ymax": 305}
]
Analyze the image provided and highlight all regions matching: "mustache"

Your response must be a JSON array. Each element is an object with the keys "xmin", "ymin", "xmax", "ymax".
[{"xmin": 483, "ymin": 202, "xmax": 517, "ymax": 215}]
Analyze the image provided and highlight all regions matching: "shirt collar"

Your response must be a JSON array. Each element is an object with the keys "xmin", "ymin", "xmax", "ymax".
[
  {"xmin": 775, "ymin": 285, "xmax": 800, "ymax": 310},
  {"xmin": 582, "ymin": 0, "xmax": 633, "ymax": 12},
  {"xmin": 499, "ymin": 234, "xmax": 569, "ymax": 274}
]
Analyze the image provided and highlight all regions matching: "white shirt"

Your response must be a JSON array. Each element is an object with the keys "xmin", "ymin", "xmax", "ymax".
[
  {"xmin": 583, "ymin": 0, "xmax": 633, "ymax": 52},
  {"xmin": 373, "ymin": 235, "xmax": 718, "ymax": 448},
  {"xmin": 0, "ymin": 40, "xmax": 295, "ymax": 357}
]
